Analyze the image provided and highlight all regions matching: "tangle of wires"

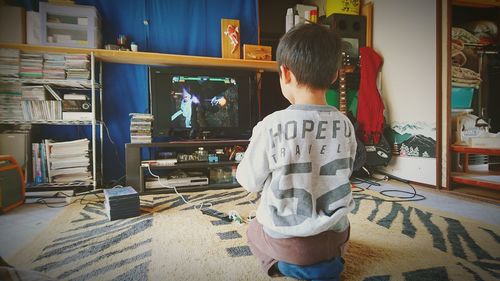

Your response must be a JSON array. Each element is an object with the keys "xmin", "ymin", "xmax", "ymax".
[
  {"xmin": 351, "ymin": 174, "xmax": 426, "ymax": 203},
  {"xmin": 145, "ymin": 164, "xmax": 257, "ymax": 222},
  {"xmin": 27, "ymin": 190, "xmax": 104, "ymax": 209}
]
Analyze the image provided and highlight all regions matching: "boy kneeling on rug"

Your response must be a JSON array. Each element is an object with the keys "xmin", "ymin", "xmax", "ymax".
[{"xmin": 236, "ymin": 23, "xmax": 357, "ymax": 281}]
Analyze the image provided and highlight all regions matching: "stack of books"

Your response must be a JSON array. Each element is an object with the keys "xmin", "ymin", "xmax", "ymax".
[
  {"xmin": 130, "ymin": 113, "xmax": 153, "ymax": 143},
  {"xmin": 0, "ymin": 81, "xmax": 23, "ymax": 120},
  {"xmin": 21, "ymin": 85, "xmax": 62, "ymax": 121},
  {"xmin": 43, "ymin": 53, "xmax": 66, "ymax": 80},
  {"xmin": 45, "ymin": 138, "xmax": 92, "ymax": 183},
  {"xmin": 65, "ymin": 54, "xmax": 90, "ymax": 80},
  {"xmin": 103, "ymin": 186, "xmax": 140, "ymax": 221},
  {"xmin": 0, "ymin": 48, "xmax": 20, "ymax": 78},
  {"xmin": 20, "ymin": 52, "xmax": 43, "ymax": 79}
]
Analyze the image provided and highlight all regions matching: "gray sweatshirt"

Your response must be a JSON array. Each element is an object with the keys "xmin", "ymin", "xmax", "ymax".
[{"xmin": 236, "ymin": 104, "xmax": 357, "ymax": 238}]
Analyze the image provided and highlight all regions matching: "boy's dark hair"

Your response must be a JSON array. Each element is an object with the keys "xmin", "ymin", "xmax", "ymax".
[{"xmin": 276, "ymin": 23, "xmax": 341, "ymax": 90}]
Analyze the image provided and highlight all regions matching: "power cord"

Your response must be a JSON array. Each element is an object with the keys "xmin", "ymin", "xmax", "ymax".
[
  {"xmin": 102, "ymin": 121, "xmax": 125, "ymax": 169},
  {"xmin": 145, "ymin": 163, "xmax": 257, "ymax": 222},
  {"xmin": 29, "ymin": 190, "xmax": 104, "ymax": 208},
  {"xmin": 352, "ymin": 178, "xmax": 426, "ymax": 203}
]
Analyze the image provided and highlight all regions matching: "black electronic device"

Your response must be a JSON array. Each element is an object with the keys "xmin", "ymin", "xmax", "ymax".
[
  {"xmin": 62, "ymin": 100, "xmax": 92, "ymax": 112},
  {"xmin": 201, "ymin": 207, "xmax": 232, "ymax": 222},
  {"xmin": 327, "ymin": 14, "xmax": 366, "ymax": 65},
  {"xmin": 149, "ymin": 66, "xmax": 257, "ymax": 139}
]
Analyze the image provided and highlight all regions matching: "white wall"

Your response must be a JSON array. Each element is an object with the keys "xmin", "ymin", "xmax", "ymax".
[{"xmin": 371, "ymin": 0, "xmax": 437, "ymax": 185}]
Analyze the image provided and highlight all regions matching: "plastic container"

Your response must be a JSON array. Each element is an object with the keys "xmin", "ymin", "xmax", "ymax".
[
  {"xmin": 40, "ymin": 2, "xmax": 102, "ymax": 49},
  {"xmin": 451, "ymin": 87, "xmax": 474, "ymax": 109}
]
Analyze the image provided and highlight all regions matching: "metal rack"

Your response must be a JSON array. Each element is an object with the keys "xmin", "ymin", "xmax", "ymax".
[{"xmin": 0, "ymin": 51, "xmax": 103, "ymax": 190}]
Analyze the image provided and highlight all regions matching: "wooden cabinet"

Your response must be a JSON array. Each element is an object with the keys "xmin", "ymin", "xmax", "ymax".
[{"xmin": 450, "ymin": 145, "xmax": 500, "ymax": 191}]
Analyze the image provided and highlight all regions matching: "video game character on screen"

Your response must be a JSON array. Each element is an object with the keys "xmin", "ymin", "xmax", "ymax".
[{"xmin": 169, "ymin": 75, "xmax": 239, "ymax": 129}]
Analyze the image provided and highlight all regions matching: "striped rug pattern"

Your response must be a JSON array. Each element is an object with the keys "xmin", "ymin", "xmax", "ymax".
[{"xmin": 10, "ymin": 188, "xmax": 500, "ymax": 281}]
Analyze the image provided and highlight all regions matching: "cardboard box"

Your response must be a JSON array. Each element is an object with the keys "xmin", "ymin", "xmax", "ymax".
[
  {"xmin": 243, "ymin": 45, "xmax": 272, "ymax": 61},
  {"xmin": 0, "ymin": 6, "xmax": 26, "ymax": 43}
]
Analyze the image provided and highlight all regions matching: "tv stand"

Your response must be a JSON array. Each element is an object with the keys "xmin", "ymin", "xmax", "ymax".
[{"xmin": 125, "ymin": 139, "xmax": 249, "ymax": 193}]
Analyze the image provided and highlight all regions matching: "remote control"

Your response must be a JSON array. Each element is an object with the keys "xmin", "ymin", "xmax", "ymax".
[{"xmin": 201, "ymin": 208, "xmax": 232, "ymax": 222}]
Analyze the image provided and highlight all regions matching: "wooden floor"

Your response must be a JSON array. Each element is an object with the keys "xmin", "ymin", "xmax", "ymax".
[{"xmin": 447, "ymin": 184, "xmax": 500, "ymax": 204}]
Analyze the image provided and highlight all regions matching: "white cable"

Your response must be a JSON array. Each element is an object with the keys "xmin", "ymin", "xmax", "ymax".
[
  {"xmin": 145, "ymin": 164, "xmax": 259, "ymax": 220},
  {"xmin": 146, "ymin": 164, "xmax": 211, "ymax": 210}
]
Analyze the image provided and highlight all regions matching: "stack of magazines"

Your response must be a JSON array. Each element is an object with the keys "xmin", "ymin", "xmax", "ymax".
[
  {"xmin": 21, "ymin": 85, "xmax": 62, "ymax": 120},
  {"xmin": 0, "ymin": 82, "xmax": 23, "ymax": 120},
  {"xmin": 65, "ymin": 54, "xmax": 90, "ymax": 80},
  {"xmin": 43, "ymin": 53, "xmax": 66, "ymax": 80},
  {"xmin": 45, "ymin": 138, "xmax": 92, "ymax": 183},
  {"xmin": 20, "ymin": 52, "xmax": 43, "ymax": 79},
  {"xmin": 0, "ymin": 48, "xmax": 20, "ymax": 78},
  {"xmin": 130, "ymin": 113, "xmax": 153, "ymax": 143}
]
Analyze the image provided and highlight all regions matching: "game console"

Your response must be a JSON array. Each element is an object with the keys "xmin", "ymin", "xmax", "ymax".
[
  {"xmin": 145, "ymin": 176, "xmax": 209, "ymax": 189},
  {"xmin": 141, "ymin": 159, "xmax": 177, "ymax": 166}
]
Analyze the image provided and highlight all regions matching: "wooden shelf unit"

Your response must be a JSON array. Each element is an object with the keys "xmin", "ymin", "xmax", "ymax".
[
  {"xmin": 0, "ymin": 43, "xmax": 278, "ymax": 72},
  {"xmin": 450, "ymin": 145, "xmax": 500, "ymax": 191}
]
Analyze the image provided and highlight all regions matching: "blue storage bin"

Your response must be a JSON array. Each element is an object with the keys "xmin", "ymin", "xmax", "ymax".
[{"xmin": 451, "ymin": 87, "xmax": 474, "ymax": 109}]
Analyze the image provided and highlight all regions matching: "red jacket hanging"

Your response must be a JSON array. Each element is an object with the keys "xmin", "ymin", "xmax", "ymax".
[{"xmin": 357, "ymin": 47, "xmax": 385, "ymax": 144}]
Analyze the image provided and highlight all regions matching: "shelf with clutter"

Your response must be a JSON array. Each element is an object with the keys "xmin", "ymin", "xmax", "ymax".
[
  {"xmin": 449, "ymin": 3, "xmax": 500, "ymax": 195},
  {"xmin": 125, "ymin": 139, "xmax": 249, "ymax": 193},
  {"xmin": 0, "ymin": 46, "xmax": 101, "ymax": 193},
  {"xmin": 0, "ymin": 43, "xmax": 278, "ymax": 72}
]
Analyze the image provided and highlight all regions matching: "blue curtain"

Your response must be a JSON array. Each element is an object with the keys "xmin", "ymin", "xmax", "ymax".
[{"xmin": 16, "ymin": 0, "xmax": 259, "ymax": 185}]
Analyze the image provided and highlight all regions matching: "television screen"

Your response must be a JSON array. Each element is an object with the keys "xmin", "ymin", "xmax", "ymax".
[
  {"xmin": 169, "ymin": 75, "xmax": 239, "ymax": 129},
  {"xmin": 150, "ymin": 67, "xmax": 256, "ymax": 139}
]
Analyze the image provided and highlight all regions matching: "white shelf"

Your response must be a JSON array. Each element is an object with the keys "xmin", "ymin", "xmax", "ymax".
[
  {"xmin": 0, "ymin": 119, "xmax": 96, "ymax": 125},
  {"xmin": 0, "ymin": 77, "xmax": 97, "ymax": 88},
  {"xmin": 47, "ymin": 22, "xmax": 89, "ymax": 31}
]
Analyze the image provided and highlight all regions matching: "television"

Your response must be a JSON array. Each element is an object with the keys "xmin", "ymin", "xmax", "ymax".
[{"xmin": 149, "ymin": 66, "xmax": 257, "ymax": 139}]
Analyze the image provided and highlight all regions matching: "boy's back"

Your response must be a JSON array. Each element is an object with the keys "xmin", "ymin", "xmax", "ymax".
[
  {"xmin": 237, "ymin": 104, "xmax": 356, "ymax": 238},
  {"xmin": 236, "ymin": 23, "xmax": 356, "ymax": 279}
]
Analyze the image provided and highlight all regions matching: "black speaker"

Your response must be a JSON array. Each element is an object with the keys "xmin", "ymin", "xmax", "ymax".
[{"xmin": 327, "ymin": 14, "xmax": 366, "ymax": 60}]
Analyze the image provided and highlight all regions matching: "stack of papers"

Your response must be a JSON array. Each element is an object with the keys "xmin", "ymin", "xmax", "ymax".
[
  {"xmin": 0, "ymin": 48, "xmax": 20, "ymax": 78},
  {"xmin": 20, "ymin": 52, "xmax": 43, "ymax": 79},
  {"xmin": 47, "ymin": 138, "xmax": 92, "ymax": 183},
  {"xmin": 21, "ymin": 85, "xmax": 62, "ymax": 120},
  {"xmin": 43, "ymin": 53, "xmax": 66, "ymax": 80},
  {"xmin": 21, "ymin": 85, "xmax": 45, "ymax": 100},
  {"xmin": 0, "ymin": 82, "xmax": 23, "ymax": 120},
  {"xmin": 65, "ymin": 54, "xmax": 90, "ymax": 80}
]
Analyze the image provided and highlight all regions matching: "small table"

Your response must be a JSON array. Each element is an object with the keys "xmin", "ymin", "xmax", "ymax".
[{"xmin": 450, "ymin": 145, "xmax": 500, "ymax": 191}]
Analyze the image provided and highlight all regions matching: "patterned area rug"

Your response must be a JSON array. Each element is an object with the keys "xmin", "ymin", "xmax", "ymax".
[{"xmin": 9, "ymin": 187, "xmax": 500, "ymax": 281}]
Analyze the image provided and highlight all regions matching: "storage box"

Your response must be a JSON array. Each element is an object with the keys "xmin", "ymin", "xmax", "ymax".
[
  {"xmin": 26, "ymin": 11, "xmax": 41, "ymax": 44},
  {"xmin": 326, "ymin": 0, "xmax": 360, "ymax": 16},
  {"xmin": 451, "ymin": 87, "xmax": 474, "ymax": 109},
  {"xmin": 470, "ymin": 136, "xmax": 500, "ymax": 148},
  {"xmin": 0, "ymin": 6, "xmax": 26, "ymax": 43},
  {"xmin": 39, "ymin": 2, "xmax": 101, "ymax": 49}
]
